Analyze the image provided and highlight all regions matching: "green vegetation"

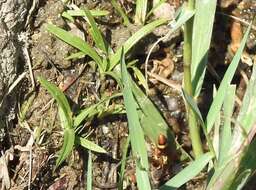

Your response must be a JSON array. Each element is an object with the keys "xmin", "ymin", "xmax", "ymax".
[{"xmin": 37, "ymin": 0, "xmax": 256, "ymax": 189}]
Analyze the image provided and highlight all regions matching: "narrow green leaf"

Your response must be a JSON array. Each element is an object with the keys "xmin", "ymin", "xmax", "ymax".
[
  {"xmin": 169, "ymin": 6, "xmax": 194, "ymax": 32},
  {"xmin": 83, "ymin": 7, "xmax": 108, "ymax": 54},
  {"xmin": 38, "ymin": 77, "xmax": 72, "ymax": 129},
  {"xmin": 160, "ymin": 152, "xmax": 213, "ymax": 190},
  {"xmin": 109, "ymin": 19, "xmax": 167, "ymax": 70},
  {"xmin": 74, "ymin": 93, "xmax": 122, "ymax": 127},
  {"xmin": 230, "ymin": 64, "xmax": 256, "ymax": 154},
  {"xmin": 87, "ymin": 151, "xmax": 93, "ymax": 190},
  {"xmin": 118, "ymin": 136, "xmax": 130, "ymax": 190},
  {"xmin": 182, "ymin": 89, "xmax": 216, "ymax": 159},
  {"xmin": 65, "ymin": 9, "xmax": 109, "ymax": 17},
  {"xmin": 46, "ymin": 24, "xmax": 103, "ymax": 71},
  {"xmin": 129, "ymin": 65, "xmax": 148, "ymax": 91},
  {"xmin": 56, "ymin": 128, "xmax": 75, "ymax": 167},
  {"xmin": 76, "ymin": 136, "xmax": 107, "ymax": 153},
  {"xmin": 132, "ymin": 82, "xmax": 176, "ymax": 149},
  {"xmin": 110, "ymin": 0, "xmax": 130, "ymax": 26},
  {"xmin": 121, "ymin": 48, "xmax": 151, "ymax": 190},
  {"xmin": 38, "ymin": 77, "xmax": 75, "ymax": 167},
  {"xmin": 191, "ymin": 0, "xmax": 217, "ymax": 97},
  {"xmin": 135, "ymin": 0, "xmax": 148, "ymax": 24},
  {"xmin": 182, "ymin": 89, "xmax": 204, "ymax": 127},
  {"xmin": 218, "ymin": 85, "xmax": 236, "ymax": 164},
  {"xmin": 206, "ymin": 23, "xmax": 252, "ymax": 133}
]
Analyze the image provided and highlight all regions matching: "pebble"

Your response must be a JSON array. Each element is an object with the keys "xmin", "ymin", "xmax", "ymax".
[{"xmin": 153, "ymin": 2, "xmax": 175, "ymax": 20}]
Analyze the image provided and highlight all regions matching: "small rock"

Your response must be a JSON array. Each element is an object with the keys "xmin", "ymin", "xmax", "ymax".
[{"xmin": 153, "ymin": 3, "xmax": 175, "ymax": 20}]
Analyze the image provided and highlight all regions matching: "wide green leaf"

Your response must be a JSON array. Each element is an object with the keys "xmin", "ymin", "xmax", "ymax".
[
  {"xmin": 191, "ymin": 0, "xmax": 217, "ymax": 97},
  {"xmin": 132, "ymin": 82, "xmax": 176, "ymax": 149}
]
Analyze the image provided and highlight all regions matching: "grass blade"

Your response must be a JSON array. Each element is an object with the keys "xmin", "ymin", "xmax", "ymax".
[
  {"xmin": 129, "ymin": 65, "xmax": 148, "ymax": 91},
  {"xmin": 218, "ymin": 85, "xmax": 236, "ymax": 164},
  {"xmin": 231, "ymin": 64, "xmax": 256, "ymax": 153},
  {"xmin": 121, "ymin": 48, "xmax": 151, "ymax": 190},
  {"xmin": 46, "ymin": 24, "xmax": 103, "ymax": 71},
  {"xmin": 109, "ymin": 19, "xmax": 167, "ymax": 70},
  {"xmin": 76, "ymin": 137, "xmax": 107, "ymax": 153},
  {"xmin": 83, "ymin": 7, "xmax": 108, "ymax": 54},
  {"xmin": 134, "ymin": 0, "xmax": 148, "ymax": 24},
  {"xmin": 38, "ymin": 77, "xmax": 75, "ymax": 167},
  {"xmin": 74, "ymin": 93, "xmax": 122, "ymax": 127},
  {"xmin": 160, "ymin": 152, "xmax": 213, "ymax": 190},
  {"xmin": 87, "ymin": 151, "xmax": 92, "ymax": 190},
  {"xmin": 206, "ymin": 23, "xmax": 251, "ymax": 133},
  {"xmin": 37, "ymin": 77, "xmax": 72, "ymax": 129},
  {"xmin": 56, "ymin": 128, "xmax": 75, "ymax": 167},
  {"xmin": 191, "ymin": 0, "xmax": 217, "ymax": 97},
  {"xmin": 118, "ymin": 136, "xmax": 130, "ymax": 190},
  {"xmin": 132, "ymin": 82, "xmax": 176, "ymax": 149},
  {"xmin": 65, "ymin": 9, "xmax": 109, "ymax": 17},
  {"xmin": 182, "ymin": 89, "xmax": 216, "ymax": 160},
  {"xmin": 110, "ymin": 0, "xmax": 130, "ymax": 26}
]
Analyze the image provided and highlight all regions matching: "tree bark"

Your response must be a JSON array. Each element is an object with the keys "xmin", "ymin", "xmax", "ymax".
[{"xmin": 0, "ymin": 0, "xmax": 28, "ymax": 140}]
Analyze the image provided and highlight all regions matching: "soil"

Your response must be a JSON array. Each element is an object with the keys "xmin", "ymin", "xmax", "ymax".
[{"xmin": 1, "ymin": 0, "xmax": 256, "ymax": 189}]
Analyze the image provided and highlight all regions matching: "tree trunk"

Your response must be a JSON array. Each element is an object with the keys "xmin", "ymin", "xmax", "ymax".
[{"xmin": 0, "ymin": 0, "xmax": 28, "ymax": 141}]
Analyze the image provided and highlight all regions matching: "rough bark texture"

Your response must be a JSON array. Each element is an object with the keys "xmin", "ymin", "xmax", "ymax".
[{"xmin": 0, "ymin": 0, "xmax": 28, "ymax": 140}]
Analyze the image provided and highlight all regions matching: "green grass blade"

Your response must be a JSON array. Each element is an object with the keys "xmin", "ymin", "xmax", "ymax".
[
  {"xmin": 132, "ymin": 82, "xmax": 176, "ymax": 149},
  {"xmin": 169, "ymin": 5, "xmax": 194, "ymax": 32},
  {"xmin": 134, "ymin": 0, "xmax": 148, "ymax": 24},
  {"xmin": 230, "ymin": 64, "xmax": 256, "ymax": 153},
  {"xmin": 121, "ymin": 48, "xmax": 151, "ymax": 190},
  {"xmin": 74, "ymin": 93, "xmax": 122, "ymax": 127},
  {"xmin": 65, "ymin": 9, "xmax": 109, "ymax": 17},
  {"xmin": 37, "ymin": 77, "xmax": 72, "ymax": 128},
  {"xmin": 56, "ymin": 128, "xmax": 75, "ymax": 167},
  {"xmin": 76, "ymin": 137, "xmax": 107, "ymax": 153},
  {"xmin": 87, "ymin": 151, "xmax": 92, "ymax": 190},
  {"xmin": 109, "ymin": 19, "xmax": 167, "ymax": 70},
  {"xmin": 182, "ymin": 89, "xmax": 216, "ymax": 160},
  {"xmin": 110, "ymin": 0, "xmax": 130, "ymax": 26},
  {"xmin": 118, "ymin": 136, "xmax": 130, "ymax": 190},
  {"xmin": 206, "ymin": 23, "xmax": 252, "ymax": 133},
  {"xmin": 160, "ymin": 152, "xmax": 213, "ymax": 190},
  {"xmin": 191, "ymin": 0, "xmax": 217, "ymax": 97},
  {"xmin": 46, "ymin": 24, "xmax": 103, "ymax": 71},
  {"xmin": 38, "ymin": 77, "xmax": 75, "ymax": 167},
  {"xmin": 83, "ymin": 7, "xmax": 108, "ymax": 54},
  {"xmin": 236, "ymin": 64, "xmax": 256, "ymax": 133},
  {"xmin": 129, "ymin": 65, "xmax": 148, "ymax": 91},
  {"xmin": 218, "ymin": 85, "xmax": 236, "ymax": 164},
  {"xmin": 182, "ymin": 89, "xmax": 205, "ymax": 127}
]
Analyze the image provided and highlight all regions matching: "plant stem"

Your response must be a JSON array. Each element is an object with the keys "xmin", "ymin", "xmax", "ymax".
[{"xmin": 183, "ymin": 0, "xmax": 203, "ymax": 158}]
